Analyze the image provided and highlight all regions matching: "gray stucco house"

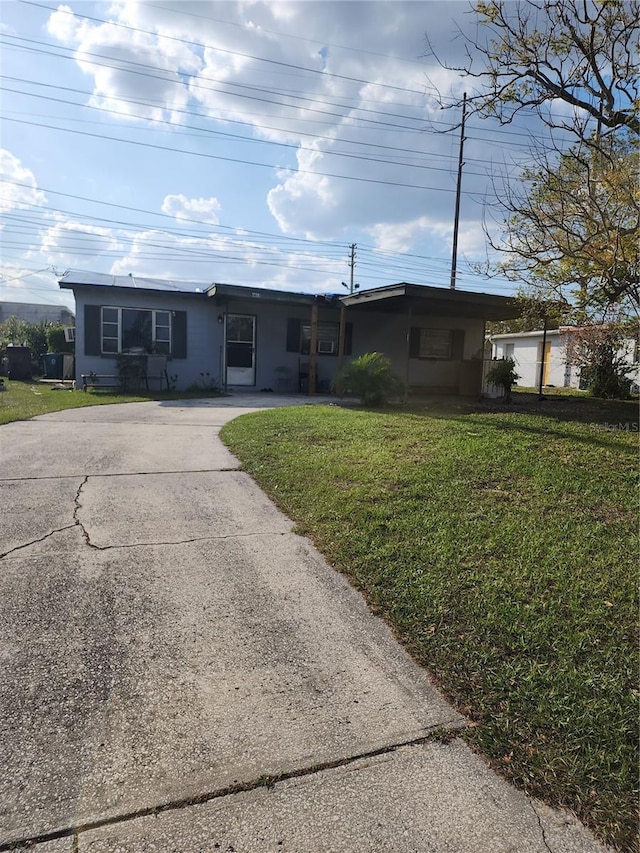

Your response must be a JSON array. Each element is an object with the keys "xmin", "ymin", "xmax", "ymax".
[{"xmin": 59, "ymin": 271, "xmax": 520, "ymax": 395}]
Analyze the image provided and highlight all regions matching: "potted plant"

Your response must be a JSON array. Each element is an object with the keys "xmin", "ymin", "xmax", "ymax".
[{"xmin": 485, "ymin": 357, "xmax": 519, "ymax": 403}]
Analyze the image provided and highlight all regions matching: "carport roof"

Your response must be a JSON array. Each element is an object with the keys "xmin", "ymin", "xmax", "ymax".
[{"xmin": 341, "ymin": 283, "xmax": 521, "ymax": 321}]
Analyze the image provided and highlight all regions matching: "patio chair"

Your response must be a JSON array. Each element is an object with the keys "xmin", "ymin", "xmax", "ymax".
[{"xmin": 145, "ymin": 355, "xmax": 170, "ymax": 391}]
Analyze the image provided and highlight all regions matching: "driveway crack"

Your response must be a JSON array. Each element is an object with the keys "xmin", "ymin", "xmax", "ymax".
[
  {"xmin": 0, "ymin": 523, "xmax": 78, "ymax": 560},
  {"xmin": 0, "ymin": 727, "xmax": 462, "ymax": 851},
  {"xmin": 74, "ymin": 475, "xmax": 101, "ymax": 551},
  {"xmin": 529, "ymin": 800, "xmax": 554, "ymax": 853},
  {"xmin": 87, "ymin": 531, "xmax": 291, "ymax": 551}
]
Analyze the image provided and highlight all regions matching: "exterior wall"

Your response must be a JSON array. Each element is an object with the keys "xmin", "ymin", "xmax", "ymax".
[
  {"xmin": 73, "ymin": 286, "xmax": 222, "ymax": 391},
  {"xmin": 72, "ymin": 282, "xmax": 504, "ymax": 397},
  {"xmin": 218, "ymin": 297, "xmax": 344, "ymax": 391},
  {"xmin": 621, "ymin": 338, "xmax": 640, "ymax": 389},
  {"xmin": 491, "ymin": 330, "xmax": 640, "ymax": 390},
  {"xmin": 351, "ymin": 311, "xmax": 485, "ymax": 394},
  {"xmin": 491, "ymin": 332, "xmax": 570, "ymax": 388}
]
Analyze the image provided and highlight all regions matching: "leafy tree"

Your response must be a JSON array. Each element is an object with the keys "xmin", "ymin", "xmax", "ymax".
[
  {"xmin": 0, "ymin": 318, "xmax": 65, "ymax": 375},
  {"xmin": 23, "ymin": 322, "xmax": 49, "ymax": 363},
  {"xmin": 565, "ymin": 324, "xmax": 636, "ymax": 398},
  {"xmin": 487, "ymin": 294, "xmax": 569, "ymax": 335},
  {"xmin": 46, "ymin": 324, "xmax": 74, "ymax": 354},
  {"xmin": 491, "ymin": 138, "xmax": 639, "ymax": 314},
  {"xmin": 428, "ymin": 0, "xmax": 639, "ymax": 145},
  {"xmin": 0, "ymin": 316, "xmax": 29, "ymax": 348},
  {"xmin": 429, "ymin": 1, "xmax": 639, "ymax": 315}
]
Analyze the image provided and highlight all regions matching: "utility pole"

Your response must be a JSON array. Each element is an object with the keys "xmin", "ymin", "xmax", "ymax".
[
  {"xmin": 450, "ymin": 92, "xmax": 467, "ymax": 290},
  {"xmin": 338, "ymin": 243, "xmax": 357, "ymax": 372},
  {"xmin": 348, "ymin": 243, "xmax": 356, "ymax": 293}
]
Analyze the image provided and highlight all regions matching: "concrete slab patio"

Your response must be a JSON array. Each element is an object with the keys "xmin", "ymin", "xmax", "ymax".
[{"xmin": 0, "ymin": 394, "xmax": 609, "ymax": 852}]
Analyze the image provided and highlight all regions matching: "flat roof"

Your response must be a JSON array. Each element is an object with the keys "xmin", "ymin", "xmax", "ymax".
[
  {"xmin": 490, "ymin": 329, "xmax": 562, "ymax": 340},
  {"xmin": 208, "ymin": 282, "xmax": 322, "ymax": 306},
  {"xmin": 58, "ymin": 273, "xmax": 522, "ymax": 320},
  {"xmin": 342, "ymin": 282, "xmax": 521, "ymax": 321},
  {"xmin": 58, "ymin": 270, "xmax": 207, "ymax": 294}
]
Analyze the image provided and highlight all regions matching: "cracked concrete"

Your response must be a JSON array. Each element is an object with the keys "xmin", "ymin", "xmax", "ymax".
[{"xmin": 1, "ymin": 394, "xmax": 609, "ymax": 852}]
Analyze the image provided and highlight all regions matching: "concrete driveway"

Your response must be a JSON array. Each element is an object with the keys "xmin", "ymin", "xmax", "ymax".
[{"xmin": 1, "ymin": 394, "xmax": 607, "ymax": 852}]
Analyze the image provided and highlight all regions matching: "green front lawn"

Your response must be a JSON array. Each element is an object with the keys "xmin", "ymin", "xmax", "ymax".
[
  {"xmin": 0, "ymin": 379, "xmax": 221, "ymax": 425},
  {"xmin": 221, "ymin": 394, "xmax": 639, "ymax": 852}
]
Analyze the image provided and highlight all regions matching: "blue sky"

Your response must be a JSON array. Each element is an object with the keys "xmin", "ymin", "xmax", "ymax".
[{"xmin": 0, "ymin": 0, "xmax": 536, "ymax": 311}]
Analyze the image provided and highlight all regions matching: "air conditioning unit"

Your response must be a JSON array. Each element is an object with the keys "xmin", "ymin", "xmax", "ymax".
[
  {"xmin": 64, "ymin": 327, "xmax": 76, "ymax": 343},
  {"xmin": 317, "ymin": 340, "xmax": 335, "ymax": 354}
]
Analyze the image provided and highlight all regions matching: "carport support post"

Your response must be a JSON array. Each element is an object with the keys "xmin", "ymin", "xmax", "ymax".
[
  {"xmin": 404, "ymin": 305, "xmax": 412, "ymax": 402},
  {"xmin": 538, "ymin": 317, "xmax": 548, "ymax": 400},
  {"xmin": 337, "ymin": 302, "xmax": 346, "ymax": 370},
  {"xmin": 309, "ymin": 302, "xmax": 318, "ymax": 395}
]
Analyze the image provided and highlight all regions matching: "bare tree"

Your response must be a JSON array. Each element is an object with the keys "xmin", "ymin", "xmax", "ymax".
[
  {"xmin": 427, "ymin": 1, "xmax": 639, "ymax": 315},
  {"xmin": 427, "ymin": 0, "xmax": 639, "ymax": 144}
]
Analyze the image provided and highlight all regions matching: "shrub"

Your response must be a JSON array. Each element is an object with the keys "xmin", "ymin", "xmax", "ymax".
[
  {"xmin": 566, "ymin": 326, "xmax": 633, "ymax": 399},
  {"xmin": 46, "ymin": 324, "xmax": 74, "ymax": 354},
  {"xmin": 333, "ymin": 352, "xmax": 404, "ymax": 406},
  {"xmin": 485, "ymin": 358, "xmax": 519, "ymax": 402},
  {"xmin": 186, "ymin": 371, "xmax": 221, "ymax": 393}
]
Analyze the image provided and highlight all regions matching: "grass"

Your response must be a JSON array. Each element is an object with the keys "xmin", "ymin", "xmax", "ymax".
[
  {"xmin": 0, "ymin": 379, "xmax": 222, "ymax": 425},
  {"xmin": 221, "ymin": 392, "xmax": 639, "ymax": 852}
]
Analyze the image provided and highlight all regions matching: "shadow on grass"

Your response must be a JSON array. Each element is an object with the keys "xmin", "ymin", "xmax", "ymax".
[{"xmin": 377, "ymin": 391, "xmax": 639, "ymax": 453}]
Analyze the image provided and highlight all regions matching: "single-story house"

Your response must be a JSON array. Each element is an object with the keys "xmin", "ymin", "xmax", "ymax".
[
  {"xmin": 490, "ymin": 328, "xmax": 640, "ymax": 390},
  {"xmin": 59, "ymin": 271, "xmax": 521, "ymax": 395}
]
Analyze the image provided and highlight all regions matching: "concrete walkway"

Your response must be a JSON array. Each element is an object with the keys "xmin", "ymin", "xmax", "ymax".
[{"xmin": 1, "ymin": 395, "xmax": 608, "ymax": 852}]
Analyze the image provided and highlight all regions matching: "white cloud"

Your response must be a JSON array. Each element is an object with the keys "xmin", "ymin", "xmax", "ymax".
[
  {"xmin": 0, "ymin": 150, "xmax": 47, "ymax": 212},
  {"xmin": 47, "ymin": 4, "xmax": 202, "ymax": 122},
  {"xmin": 161, "ymin": 194, "xmax": 222, "ymax": 224},
  {"xmin": 39, "ymin": 217, "xmax": 123, "ymax": 268},
  {"xmin": 368, "ymin": 217, "xmax": 445, "ymax": 254},
  {"xmin": 32, "ymin": 2, "xmax": 521, "ymax": 293},
  {"xmin": 46, "ymin": 4, "xmax": 86, "ymax": 44},
  {"xmin": 108, "ymin": 226, "xmax": 344, "ymax": 292}
]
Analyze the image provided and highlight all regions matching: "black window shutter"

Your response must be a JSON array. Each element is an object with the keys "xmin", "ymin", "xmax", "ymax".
[
  {"xmin": 344, "ymin": 322, "xmax": 353, "ymax": 355},
  {"xmin": 451, "ymin": 329, "xmax": 465, "ymax": 360},
  {"xmin": 172, "ymin": 311, "xmax": 187, "ymax": 359},
  {"xmin": 286, "ymin": 318, "xmax": 301, "ymax": 352},
  {"xmin": 84, "ymin": 305, "xmax": 101, "ymax": 355},
  {"xmin": 409, "ymin": 327, "xmax": 420, "ymax": 358}
]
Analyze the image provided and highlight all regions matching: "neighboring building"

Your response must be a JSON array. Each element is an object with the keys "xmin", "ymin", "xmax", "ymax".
[
  {"xmin": 59, "ymin": 271, "xmax": 521, "ymax": 395},
  {"xmin": 490, "ymin": 328, "xmax": 640, "ymax": 390},
  {"xmin": 0, "ymin": 301, "xmax": 75, "ymax": 326}
]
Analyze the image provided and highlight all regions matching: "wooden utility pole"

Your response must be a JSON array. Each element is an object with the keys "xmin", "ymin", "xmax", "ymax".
[{"xmin": 450, "ymin": 93, "xmax": 467, "ymax": 290}]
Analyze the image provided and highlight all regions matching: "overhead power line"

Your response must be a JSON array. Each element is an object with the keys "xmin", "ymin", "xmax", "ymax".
[{"xmin": 2, "ymin": 116, "xmax": 484, "ymax": 195}]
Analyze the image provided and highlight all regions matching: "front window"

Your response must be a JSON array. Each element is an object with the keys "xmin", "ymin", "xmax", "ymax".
[
  {"xmin": 301, "ymin": 321, "xmax": 340, "ymax": 355},
  {"xmin": 418, "ymin": 329, "xmax": 452, "ymax": 359},
  {"xmin": 101, "ymin": 307, "xmax": 172, "ymax": 354}
]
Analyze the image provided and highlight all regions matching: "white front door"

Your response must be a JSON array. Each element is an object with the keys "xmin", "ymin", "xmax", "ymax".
[{"xmin": 226, "ymin": 314, "xmax": 256, "ymax": 385}]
